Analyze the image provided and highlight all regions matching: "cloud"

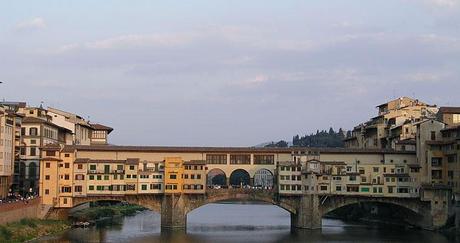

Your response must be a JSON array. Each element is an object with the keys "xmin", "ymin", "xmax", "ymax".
[
  {"xmin": 15, "ymin": 17, "xmax": 46, "ymax": 31},
  {"xmin": 427, "ymin": 0, "xmax": 459, "ymax": 7}
]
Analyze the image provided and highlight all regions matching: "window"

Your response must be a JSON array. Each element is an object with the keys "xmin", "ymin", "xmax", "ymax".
[
  {"xmin": 373, "ymin": 167, "xmax": 379, "ymax": 173},
  {"xmin": 77, "ymin": 164, "xmax": 83, "ymax": 169},
  {"xmin": 254, "ymin": 155, "xmax": 275, "ymax": 165},
  {"xmin": 320, "ymin": 186, "xmax": 328, "ymax": 191},
  {"xmin": 45, "ymin": 175, "xmax": 50, "ymax": 180},
  {"xmin": 46, "ymin": 151, "xmax": 55, "ymax": 156},
  {"xmin": 104, "ymin": 165, "xmax": 110, "ymax": 173},
  {"xmin": 61, "ymin": 187, "xmax": 71, "ymax": 193},
  {"xmin": 45, "ymin": 189, "xmax": 49, "ymax": 195},
  {"xmin": 97, "ymin": 175, "xmax": 102, "ymax": 180},
  {"xmin": 90, "ymin": 164, "xmax": 96, "ymax": 170},
  {"xmin": 46, "ymin": 163, "xmax": 50, "ymax": 168},
  {"xmin": 75, "ymin": 174, "xmax": 85, "ymax": 180},
  {"xmin": 104, "ymin": 175, "xmax": 109, "ymax": 180},
  {"xmin": 30, "ymin": 147, "xmax": 37, "ymax": 156},
  {"xmin": 336, "ymin": 186, "xmax": 342, "ymax": 191},
  {"xmin": 432, "ymin": 158, "xmax": 442, "ymax": 167},
  {"xmin": 65, "ymin": 153, "xmax": 70, "ymax": 157},
  {"xmin": 206, "ymin": 154, "xmax": 227, "ymax": 164},
  {"xmin": 230, "ymin": 154, "xmax": 251, "ymax": 164},
  {"xmin": 360, "ymin": 187, "xmax": 370, "ymax": 192},
  {"xmin": 89, "ymin": 186, "xmax": 94, "ymax": 190},
  {"xmin": 170, "ymin": 174, "xmax": 177, "ymax": 179},
  {"xmin": 64, "ymin": 174, "xmax": 69, "ymax": 180},
  {"xmin": 75, "ymin": 186, "xmax": 82, "ymax": 192},
  {"xmin": 129, "ymin": 165, "xmax": 135, "ymax": 170},
  {"xmin": 431, "ymin": 131, "xmax": 436, "ymax": 141},
  {"xmin": 65, "ymin": 163, "xmax": 70, "ymax": 168},
  {"xmin": 141, "ymin": 185, "xmax": 147, "ymax": 190},
  {"xmin": 29, "ymin": 128, "xmax": 38, "ymax": 136}
]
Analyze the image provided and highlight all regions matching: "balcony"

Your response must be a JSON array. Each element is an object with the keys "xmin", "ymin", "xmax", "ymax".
[{"xmin": 112, "ymin": 169, "xmax": 125, "ymax": 174}]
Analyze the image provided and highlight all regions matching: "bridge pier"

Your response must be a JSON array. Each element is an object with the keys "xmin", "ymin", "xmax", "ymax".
[
  {"xmin": 161, "ymin": 194, "xmax": 187, "ymax": 231},
  {"xmin": 291, "ymin": 195, "xmax": 321, "ymax": 229}
]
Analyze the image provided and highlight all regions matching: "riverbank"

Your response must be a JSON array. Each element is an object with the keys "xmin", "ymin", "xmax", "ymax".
[
  {"xmin": 0, "ymin": 218, "xmax": 69, "ymax": 243},
  {"xmin": 70, "ymin": 204, "xmax": 146, "ymax": 222}
]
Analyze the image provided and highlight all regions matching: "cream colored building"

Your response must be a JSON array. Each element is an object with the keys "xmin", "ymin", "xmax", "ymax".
[{"xmin": 344, "ymin": 97, "xmax": 438, "ymax": 150}]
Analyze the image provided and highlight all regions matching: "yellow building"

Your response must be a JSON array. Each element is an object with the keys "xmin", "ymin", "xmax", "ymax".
[{"xmin": 164, "ymin": 157, "xmax": 183, "ymax": 194}]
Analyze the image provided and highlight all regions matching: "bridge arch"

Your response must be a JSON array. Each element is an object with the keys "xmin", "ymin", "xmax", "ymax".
[
  {"xmin": 320, "ymin": 196, "xmax": 429, "ymax": 227},
  {"xmin": 207, "ymin": 168, "xmax": 227, "ymax": 187},
  {"xmin": 229, "ymin": 169, "xmax": 250, "ymax": 187},
  {"xmin": 185, "ymin": 189, "xmax": 296, "ymax": 215},
  {"xmin": 253, "ymin": 168, "xmax": 274, "ymax": 188},
  {"xmin": 71, "ymin": 195, "xmax": 163, "ymax": 214}
]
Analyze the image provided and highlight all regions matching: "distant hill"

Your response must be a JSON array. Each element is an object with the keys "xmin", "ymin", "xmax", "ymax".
[{"xmin": 264, "ymin": 127, "xmax": 346, "ymax": 148}]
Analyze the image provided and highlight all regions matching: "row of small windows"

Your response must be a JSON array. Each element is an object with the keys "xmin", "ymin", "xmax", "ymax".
[
  {"xmin": 280, "ymin": 166, "xmax": 301, "ymax": 172},
  {"xmin": 206, "ymin": 154, "xmax": 275, "ymax": 165},
  {"xmin": 182, "ymin": 174, "xmax": 202, "ymax": 180},
  {"xmin": 280, "ymin": 184, "xmax": 302, "ymax": 191},
  {"xmin": 279, "ymin": 175, "xmax": 301, "ymax": 181},
  {"xmin": 183, "ymin": 184, "xmax": 204, "ymax": 190}
]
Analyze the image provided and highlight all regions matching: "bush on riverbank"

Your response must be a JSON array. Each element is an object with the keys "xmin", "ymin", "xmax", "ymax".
[
  {"xmin": 71, "ymin": 204, "xmax": 146, "ymax": 221},
  {"xmin": 0, "ymin": 218, "xmax": 69, "ymax": 243}
]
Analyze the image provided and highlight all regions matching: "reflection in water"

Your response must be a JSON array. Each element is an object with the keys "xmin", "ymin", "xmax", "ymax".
[{"xmin": 36, "ymin": 202, "xmax": 452, "ymax": 243}]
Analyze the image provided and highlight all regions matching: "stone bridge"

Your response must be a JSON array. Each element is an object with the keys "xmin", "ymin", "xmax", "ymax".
[{"xmin": 47, "ymin": 188, "xmax": 452, "ymax": 231}]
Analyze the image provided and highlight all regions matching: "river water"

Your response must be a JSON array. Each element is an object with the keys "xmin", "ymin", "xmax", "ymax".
[{"xmin": 36, "ymin": 202, "xmax": 454, "ymax": 243}]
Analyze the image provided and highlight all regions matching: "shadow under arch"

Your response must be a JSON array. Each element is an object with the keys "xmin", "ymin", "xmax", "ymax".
[
  {"xmin": 71, "ymin": 195, "xmax": 163, "ymax": 214},
  {"xmin": 185, "ymin": 189, "xmax": 297, "ymax": 215},
  {"xmin": 207, "ymin": 168, "xmax": 227, "ymax": 186},
  {"xmin": 321, "ymin": 198, "xmax": 428, "ymax": 227},
  {"xmin": 229, "ymin": 169, "xmax": 251, "ymax": 187}
]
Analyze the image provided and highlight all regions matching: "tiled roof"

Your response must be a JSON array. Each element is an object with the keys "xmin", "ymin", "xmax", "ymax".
[
  {"xmin": 90, "ymin": 123, "xmax": 113, "ymax": 133},
  {"xmin": 438, "ymin": 107, "xmax": 460, "ymax": 114},
  {"xmin": 63, "ymin": 145, "xmax": 416, "ymax": 155}
]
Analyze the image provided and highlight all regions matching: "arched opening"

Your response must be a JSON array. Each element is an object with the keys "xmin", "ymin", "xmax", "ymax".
[
  {"xmin": 187, "ymin": 199, "xmax": 291, "ymax": 234},
  {"xmin": 229, "ymin": 169, "xmax": 250, "ymax": 187},
  {"xmin": 207, "ymin": 168, "xmax": 227, "ymax": 188},
  {"xmin": 253, "ymin": 169, "xmax": 274, "ymax": 189},
  {"xmin": 324, "ymin": 201, "xmax": 425, "ymax": 227}
]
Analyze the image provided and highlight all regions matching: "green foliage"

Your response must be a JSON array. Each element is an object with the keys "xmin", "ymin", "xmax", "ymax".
[
  {"xmin": 19, "ymin": 218, "xmax": 37, "ymax": 228},
  {"xmin": 266, "ymin": 127, "xmax": 347, "ymax": 148},
  {"xmin": 0, "ymin": 219, "xmax": 69, "ymax": 243},
  {"xmin": 264, "ymin": 140, "xmax": 289, "ymax": 148},
  {"xmin": 292, "ymin": 127, "xmax": 345, "ymax": 148},
  {"xmin": 0, "ymin": 225, "xmax": 12, "ymax": 241}
]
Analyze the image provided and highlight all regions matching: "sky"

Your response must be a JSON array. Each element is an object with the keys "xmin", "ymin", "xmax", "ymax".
[{"xmin": 0, "ymin": 0, "xmax": 459, "ymax": 146}]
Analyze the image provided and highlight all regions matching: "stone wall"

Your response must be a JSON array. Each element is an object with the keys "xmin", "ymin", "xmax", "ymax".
[{"xmin": 0, "ymin": 198, "xmax": 40, "ymax": 225}]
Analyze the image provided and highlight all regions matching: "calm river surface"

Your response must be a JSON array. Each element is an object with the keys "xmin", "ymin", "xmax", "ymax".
[{"xmin": 36, "ymin": 202, "xmax": 454, "ymax": 243}]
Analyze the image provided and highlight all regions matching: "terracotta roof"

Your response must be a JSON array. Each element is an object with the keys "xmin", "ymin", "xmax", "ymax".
[
  {"xmin": 184, "ymin": 160, "xmax": 206, "ymax": 165},
  {"xmin": 441, "ymin": 124, "xmax": 460, "ymax": 131},
  {"xmin": 438, "ymin": 107, "xmax": 460, "ymax": 114},
  {"xmin": 90, "ymin": 123, "xmax": 113, "ymax": 133},
  {"xmin": 74, "ymin": 158, "xmax": 90, "ymax": 163},
  {"xmin": 64, "ymin": 145, "xmax": 416, "ymax": 155},
  {"xmin": 426, "ymin": 140, "xmax": 455, "ymax": 145},
  {"xmin": 383, "ymin": 173, "xmax": 410, "ymax": 178},
  {"xmin": 407, "ymin": 164, "xmax": 422, "ymax": 168},
  {"xmin": 321, "ymin": 161, "xmax": 346, "ymax": 165},
  {"xmin": 395, "ymin": 139, "xmax": 416, "ymax": 145},
  {"xmin": 41, "ymin": 143, "xmax": 61, "ymax": 151},
  {"xmin": 40, "ymin": 157, "xmax": 62, "ymax": 161},
  {"xmin": 126, "ymin": 158, "xmax": 140, "ymax": 165},
  {"xmin": 22, "ymin": 117, "xmax": 72, "ymax": 132}
]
